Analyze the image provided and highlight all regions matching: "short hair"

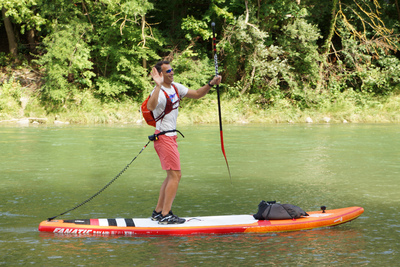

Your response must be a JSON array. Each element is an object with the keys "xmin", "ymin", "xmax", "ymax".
[{"xmin": 154, "ymin": 61, "xmax": 170, "ymax": 73}]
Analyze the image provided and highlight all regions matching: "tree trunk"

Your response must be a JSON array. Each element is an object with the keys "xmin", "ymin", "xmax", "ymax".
[
  {"xmin": 2, "ymin": 8, "xmax": 18, "ymax": 57},
  {"xmin": 141, "ymin": 14, "xmax": 147, "ymax": 74},
  {"xmin": 395, "ymin": 0, "xmax": 400, "ymax": 21},
  {"xmin": 27, "ymin": 28, "xmax": 36, "ymax": 52},
  {"xmin": 241, "ymin": 66, "xmax": 256, "ymax": 94},
  {"xmin": 318, "ymin": 0, "xmax": 339, "ymax": 90},
  {"xmin": 322, "ymin": 0, "xmax": 339, "ymax": 55}
]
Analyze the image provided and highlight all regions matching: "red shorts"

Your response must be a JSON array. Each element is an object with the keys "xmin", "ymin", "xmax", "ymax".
[{"xmin": 154, "ymin": 132, "xmax": 180, "ymax": 171}]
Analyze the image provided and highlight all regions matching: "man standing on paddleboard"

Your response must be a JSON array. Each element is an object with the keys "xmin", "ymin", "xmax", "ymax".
[{"xmin": 147, "ymin": 61, "xmax": 221, "ymax": 224}]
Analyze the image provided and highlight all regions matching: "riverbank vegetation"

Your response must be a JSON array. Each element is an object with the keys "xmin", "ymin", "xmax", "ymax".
[{"xmin": 1, "ymin": 0, "xmax": 399, "ymax": 124}]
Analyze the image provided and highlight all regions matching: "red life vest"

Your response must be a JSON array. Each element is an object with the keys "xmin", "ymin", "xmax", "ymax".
[{"xmin": 141, "ymin": 84, "xmax": 180, "ymax": 127}]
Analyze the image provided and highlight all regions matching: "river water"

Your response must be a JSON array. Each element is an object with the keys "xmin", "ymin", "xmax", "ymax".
[{"xmin": 1, "ymin": 123, "xmax": 399, "ymax": 265}]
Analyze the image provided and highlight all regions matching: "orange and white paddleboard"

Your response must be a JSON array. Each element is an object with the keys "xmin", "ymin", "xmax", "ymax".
[{"xmin": 38, "ymin": 206, "xmax": 364, "ymax": 236}]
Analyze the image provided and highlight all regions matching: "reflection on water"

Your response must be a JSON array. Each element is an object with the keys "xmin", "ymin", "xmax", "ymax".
[
  {"xmin": 1, "ymin": 124, "xmax": 399, "ymax": 265},
  {"xmin": 7, "ymin": 227, "xmax": 367, "ymax": 265}
]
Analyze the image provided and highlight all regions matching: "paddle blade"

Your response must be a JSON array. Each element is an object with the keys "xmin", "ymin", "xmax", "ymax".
[{"xmin": 220, "ymin": 130, "xmax": 232, "ymax": 184}]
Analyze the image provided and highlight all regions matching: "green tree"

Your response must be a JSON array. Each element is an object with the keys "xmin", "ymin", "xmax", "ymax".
[
  {"xmin": 34, "ymin": 0, "xmax": 159, "ymax": 109},
  {"xmin": 320, "ymin": 0, "xmax": 400, "ymax": 94},
  {"xmin": 220, "ymin": 1, "xmax": 321, "ymax": 97},
  {"xmin": 2, "ymin": 0, "xmax": 400, "ymax": 115},
  {"xmin": 0, "ymin": 0, "xmax": 45, "ymax": 57},
  {"xmin": 35, "ymin": 19, "xmax": 94, "ymax": 105}
]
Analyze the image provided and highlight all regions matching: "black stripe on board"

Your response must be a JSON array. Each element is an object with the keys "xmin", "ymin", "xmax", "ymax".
[
  {"xmin": 63, "ymin": 218, "xmax": 135, "ymax": 227},
  {"xmin": 64, "ymin": 219, "xmax": 91, "ymax": 225},
  {"xmin": 107, "ymin": 219, "xmax": 117, "ymax": 226},
  {"xmin": 125, "ymin": 219, "xmax": 135, "ymax": 227}
]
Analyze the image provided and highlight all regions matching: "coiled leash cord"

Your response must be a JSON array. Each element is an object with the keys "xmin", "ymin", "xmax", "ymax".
[
  {"xmin": 47, "ymin": 140, "xmax": 151, "ymax": 221},
  {"xmin": 47, "ymin": 130, "xmax": 184, "ymax": 221}
]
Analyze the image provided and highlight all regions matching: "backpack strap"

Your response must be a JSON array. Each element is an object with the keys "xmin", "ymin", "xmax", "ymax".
[
  {"xmin": 171, "ymin": 83, "xmax": 180, "ymax": 101},
  {"xmin": 153, "ymin": 84, "xmax": 180, "ymax": 123},
  {"xmin": 153, "ymin": 89, "xmax": 170, "ymax": 122}
]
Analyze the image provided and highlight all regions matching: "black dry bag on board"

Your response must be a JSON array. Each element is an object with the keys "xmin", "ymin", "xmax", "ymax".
[{"xmin": 253, "ymin": 200, "xmax": 309, "ymax": 220}]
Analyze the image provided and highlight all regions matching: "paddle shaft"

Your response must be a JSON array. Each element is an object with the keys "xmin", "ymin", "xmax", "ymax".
[{"xmin": 211, "ymin": 22, "xmax": 232, "ymax": 182}]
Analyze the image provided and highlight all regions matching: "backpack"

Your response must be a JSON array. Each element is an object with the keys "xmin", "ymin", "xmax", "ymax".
[
  {"xmin": 141, "ymin": 84, "xmax": 180, "ymax": 127},
  {"xmin": 253, "ymin": 200, "xmax": 309, "ymax": 220}
]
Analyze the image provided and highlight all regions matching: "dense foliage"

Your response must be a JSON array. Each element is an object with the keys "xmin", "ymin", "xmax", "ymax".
[{"xmin": 1, "ymin": 0, "xmax": 399, "ymax": 116}]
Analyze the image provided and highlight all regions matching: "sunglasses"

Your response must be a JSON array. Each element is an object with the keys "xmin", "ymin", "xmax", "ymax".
[{"xmin": 166, "ymin": 68, "xmax": 173, "ymax": 74}]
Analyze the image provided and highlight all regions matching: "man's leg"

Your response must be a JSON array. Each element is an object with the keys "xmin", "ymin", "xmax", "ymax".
[
  {"xmin": 155, "ymin": 170, "xmax": 181, "ymax": 216},
  {"xmin": 154, "ymin": 177, "xmax": 168, "ymax": 213}
]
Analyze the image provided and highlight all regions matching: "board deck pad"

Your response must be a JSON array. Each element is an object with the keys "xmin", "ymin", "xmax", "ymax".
[{"xmin": 38, "ymin": 206, "xmax": 364, "ymax": 236}]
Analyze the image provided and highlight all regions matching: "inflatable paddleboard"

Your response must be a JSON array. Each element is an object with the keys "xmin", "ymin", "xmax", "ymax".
[{"xmin": 38, "ymin": 206, "xmax": 363, "ymax": 236}]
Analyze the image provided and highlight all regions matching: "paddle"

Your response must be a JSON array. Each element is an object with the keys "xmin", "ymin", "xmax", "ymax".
[{"xmin": 211, "ymin": 22, "xmax": 232, "ymax": 183}]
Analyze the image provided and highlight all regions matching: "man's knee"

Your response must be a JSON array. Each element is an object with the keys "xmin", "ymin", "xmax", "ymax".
[{"xmin": 168, "ymin": 170, "xmax": 181, "ymax": 181}]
